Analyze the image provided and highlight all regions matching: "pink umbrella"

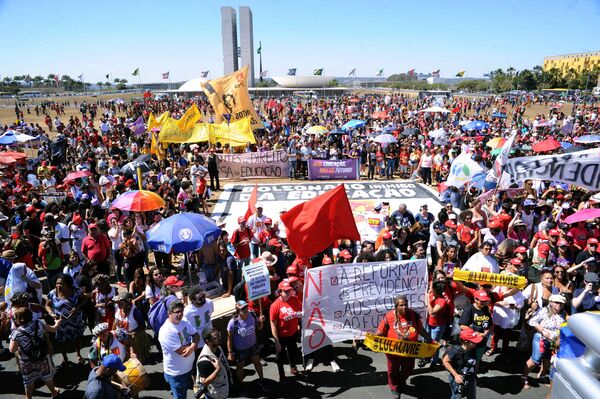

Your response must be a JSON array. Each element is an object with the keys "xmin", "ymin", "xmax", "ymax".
[
  {"xmin": 563, "ymin": 208, "xmax": 600, "ymax": 224},
  {"xmin": 64, "ymin": 170, "xmax": 92, "ymax": 182}
]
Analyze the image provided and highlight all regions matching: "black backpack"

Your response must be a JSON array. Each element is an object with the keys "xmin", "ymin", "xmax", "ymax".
[{"xmin": 20, "ymin": 321, "xmax": 49, "ymax": 362}]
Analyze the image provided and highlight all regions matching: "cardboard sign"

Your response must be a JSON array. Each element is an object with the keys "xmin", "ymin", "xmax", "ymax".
[{"xmin": 242, "ymin": 260, "xmax": 271, "ymax": 300}]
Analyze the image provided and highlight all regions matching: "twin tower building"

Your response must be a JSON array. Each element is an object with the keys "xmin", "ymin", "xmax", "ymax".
[{"xmin": 221, "ymin": 6, "xmax": 255, "ymax": 87}]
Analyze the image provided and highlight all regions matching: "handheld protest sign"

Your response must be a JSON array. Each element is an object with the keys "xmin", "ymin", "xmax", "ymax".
[
  {"xmin": 363, "ymin": 333, "xmax": 440, "ymax": 358},
  {"xmin": 242, "ymin": 260, "xmax": 271, "ymax": 300},
  {"xmin": 452, "ymin": 269, "xmax": 527, "ymax": 289}
]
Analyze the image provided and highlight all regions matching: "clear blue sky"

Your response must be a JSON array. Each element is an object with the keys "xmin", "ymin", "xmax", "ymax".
[{"xmin": 1, "ymin": 0, "xmax": 599, "ymax": 83}]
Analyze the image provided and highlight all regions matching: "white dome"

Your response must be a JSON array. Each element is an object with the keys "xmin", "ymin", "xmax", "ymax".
[
  {"xmin": 177, "ymin": 78, "xmax": 207, "ymax": 92},
  {"xmin": 272, "ymin": 75, "xmax": 334, "ymax": 88}
]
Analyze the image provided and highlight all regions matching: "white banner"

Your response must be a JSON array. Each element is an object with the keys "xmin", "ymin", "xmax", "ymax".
[
  {"xmin": 202, "ymin": 150, "xmax": 289, "ymax": 179},
  {"xmin": 446, "ymin": 152, "xmax": 484, "ymax": 187},
  {"xmin": 242, "ymin": 261, "xmax": 271, "ymax": 300},
  {"xmin": 504, "ymin": 148, "xmax": 600, "ymax": 191},
  {"xmin": 301, "ymin": 259, "xmax": 428, "ymax": 355}
]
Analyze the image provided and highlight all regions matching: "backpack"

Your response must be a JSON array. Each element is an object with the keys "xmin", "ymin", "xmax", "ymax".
[
  {"xmin": 20, "ymin": 321, "xmax": 49, "ymax": 362},
  {"xmin": 148, "ymin": 295, "xmax": 176, "ymax": 334}
]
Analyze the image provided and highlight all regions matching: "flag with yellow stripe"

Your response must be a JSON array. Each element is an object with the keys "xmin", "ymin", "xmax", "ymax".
[{"xmin": 176, "ymin": 103, "xmax": 201, "ymax": 132}]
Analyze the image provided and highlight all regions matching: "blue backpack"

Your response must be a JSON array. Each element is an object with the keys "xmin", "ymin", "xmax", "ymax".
[{"xmin": 148, "ymin": 295, "xmax": 177, "ymax": 334}]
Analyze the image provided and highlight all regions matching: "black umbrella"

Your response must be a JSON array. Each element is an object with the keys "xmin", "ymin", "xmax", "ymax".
[
  {"xmin": 134, "ymin": 154, "xmax": 152, "ymax": 163},
  {"xmin": 401, "ymin": 128, "xmax": 419, "ymax": 136},
  {"xmin": 120, "ymin": 161, "xmax": 151, "ymax": 174},
  {"xmin": 563, "ymin": 145, "xmax": 586, "ymax": 153}
]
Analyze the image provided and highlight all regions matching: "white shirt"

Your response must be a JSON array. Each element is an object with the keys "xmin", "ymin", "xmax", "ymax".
[
  {"xmin": 158, "ymin": 319, "xmax": 197, "ymax": 376},
  {"xmin": 247, "ymin": 214, "xmax": 268, "ymax": 244},
  {"xmin": 462, "ymin": 252, "xmax": 499, "ymax": 274},
  {"xmin": 183, "ymin": 299, "xmax": 214, "ymax": 347},
  {"xmin": 55, "ymin": 222, "xmax": 71, "ymax": 255}
]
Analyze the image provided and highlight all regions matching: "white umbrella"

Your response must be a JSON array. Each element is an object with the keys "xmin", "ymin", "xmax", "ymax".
[
  {"xmin": 428, "ymin": 128, "xmax": 447, "ymax": 139},
  {"xmin": 373, "ymin": 133, "xmax": 397, "ymax": 144},
  {"xmin": 14, "ymin": 132, "xmax": 36, "ymax": 142},
  {"xmin": 420, "ymin": 106, "xmax": 451, "ymax": 113}
]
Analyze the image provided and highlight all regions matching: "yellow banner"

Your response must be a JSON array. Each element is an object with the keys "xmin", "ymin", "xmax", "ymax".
[
  {"xmin": 176, "ymin": 103, "xmax": 202, "ymax": 132},
  {"xmin": 150, "ymin": 131, "xmax": 166, "ymax": 160},
  {"xmin": 452, "ymin": 269, "xmax": 527, "ymax": 289},
  {"xmin": 159, "ymin": 117, "xmax": 255, "ymax": 146},
  {"xmin": 201, "ymin": 65, "xmax": 263, "ymax": 130},
  {"xmin": 363, "ymin": 333, "xmax": 440, "ymax": 358},
  {"xmin": 156, "ymin": 111, "xmax": 170, "ymax": 125},
  {"xmin": 147, "ymin": 113, "xmax": 158, "ymax": 132}
]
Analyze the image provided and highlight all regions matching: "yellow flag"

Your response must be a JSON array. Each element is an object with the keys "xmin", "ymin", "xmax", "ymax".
[
  {"xmin": 452, "ymin": 269, "xmax": 527, "ymax": 289},
  {"xmin": 176, "ymin": 103, "xmax": 202, "ymax": 132},
  {"xmin": 201, "ymin": 65, "xmax": 263, "ymax": 130},
  {"xmin": 209, "ymin": 117, "xmax": 255, "ymax": 147},
  {"xmin": 363, "ymin": 333, "xmax": 440, "ymax": 358},
  {"xmin": 156, "ymin": 111, "xmax": 170, "ymax": 125},
  {"xmin": 147, "ymin": 113, "xmax": 159, "ymax": 132},
  {"xmin": 150, "ymin": 131, "xmax": 166, "ymax": 160}
]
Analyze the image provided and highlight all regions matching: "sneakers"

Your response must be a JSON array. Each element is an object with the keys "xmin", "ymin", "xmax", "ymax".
[
  {"xmin": 330, "ymin": 360, "xmax": 341, "ymax": 373},
  {"xmin": 257, "ymin": 379, "xmax": 270, "ymax": 393},
  {"xmin": 305, "ymin": 359, "xmax": 315, "ymax": 372},
  {"xmin": 259, "ymin": 358, "xmax": 268, "ymax": 366},
  {"xmin": 391, "ymin": 389, "xmax": 401, "ymax": 399}
]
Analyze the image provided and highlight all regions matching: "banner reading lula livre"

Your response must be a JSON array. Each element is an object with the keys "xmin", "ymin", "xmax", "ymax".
[
  {"xmin": 504, "ymin": 148, "xmax": 600, "ymax": 191},
  {"xmin": 301, "ymin": 259, "xmax": 428, "ymax": 355},
  {"xmin": 307, "ymin": 159, "xmax": 359, "ymax": 180},
  {"xmin": 199, "ymin": 150, "xmax": 289, "ymax": 179},
  {"xmin": 201, "ymin": 65, "xmax": 263, "ymax": 130}
]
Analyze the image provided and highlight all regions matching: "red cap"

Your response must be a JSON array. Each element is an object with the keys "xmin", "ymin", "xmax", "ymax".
[
  {"xmin": 444, "ymin": 220, "xmax": 457, "ymax": 229},
  {"xmin": 322, "ymin": 255, "xmax": 333, "ymax": 265},
  {"xmin": 293, "ymin": 257, "xmax": 311, "ymax": 267},
  {"xmin": 125, "ymin": 179, "xmax": 135, "ymax": 187},
  {"xmin": 488, "ymin": 220, "xmax": 502, "ymax": 229},
  {"xmin": 264, "ymin": 218, "xmax": 273, "ymax": 225},
  {"xmin": 510, "ymin": 258, "xmax": 522, "ymax": 266},
  {"xmin": 557, "ymin": 239, "xmax": 569, "ymax": 247},
  {"xmin": 549, "ymin": 229, "xmax": 560, "ymax": 237},
  {"xmin": 382, "ymin": 232, "xmax": 392, "ymax": 239},
  {"xmin": 587, "ymin": 238, "xmax": 599, "ymax": 245},
  {"xmin": 287, "ymin": 276, "xmax": 301, "ymax": 284},
  {"xmin": 460, "ymin": 327, "xmax": 483, "ymax": 344},
  {"xmin": 164, "ymin": 276, "xmax": 184, "ymax": 287},
  {"xmin": 339, "ymin": 249, "xmax": 352, "ymax": 259},
  {"xmin": 238, "ymin": 216, "xmax": 247, "ymax": 224},
  {"xmin": 278, "ymin": 280, "xmax": 293, "ymax": 291},
  {"xmin": 474, "ymin": 290, "xmax": 490, "ymax": 302},
  {"xmin": 538, "ymin": 243, "xmax": 551, "ymax": 258},
  {"xmin": 72, "ymin": 215, "xmax": 82, "ymax": 225},
  {"xmin": 515, "ymin": 246, "xmax": 528, "ymax": 253},
  {"xmin": 26, "ymin": 205, "xmax": 36, "ymax": 214},
  {"xmin": 88, "ymin": 223, "xmax": 98, "ymax": 229},
  {"xmin": 286, "ymin": 265, "xmax": 298, "ymax": 276},
  {"xmin": 268, "ymin": 238, "xmax": 282, "ymax": 247},
  {"xmin": 556, "ymin": 194, "xmax": 564, "ymax": 199}
]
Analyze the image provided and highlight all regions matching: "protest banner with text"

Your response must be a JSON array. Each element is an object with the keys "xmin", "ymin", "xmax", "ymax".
[
  {"xmin": 504, "ymin": 148, "xmax": 600, "ymax": 191},
  {"xmin": 242, "ymin": 260, "xmax": 271, "ymax": 300},
  {"xmin": 308, "ymin": 159, "xmax": 359, "ymax": 180},
  {"xmin": 363, "ymin": 333, "xmax": 440, "ymax": 358},
  {"xmin": 301, "ymin": 259, "xmax": 428, "ymax": 355},
  {"xmin": 199, "ymin": 150, "xmax": 289, "ymax": 179},
  {"xmin": 452, "ymin": 269, "xmax": 527, "ymax": 289}
]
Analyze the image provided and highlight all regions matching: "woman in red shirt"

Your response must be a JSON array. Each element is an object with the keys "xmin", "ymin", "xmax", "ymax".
[
  {"xmin": 269, "ymin": 280, "xmax": 302, "ymax": 381},
  {"xmin": 374, "ymin": 295, "xmax": 432, "ymax": 398}
]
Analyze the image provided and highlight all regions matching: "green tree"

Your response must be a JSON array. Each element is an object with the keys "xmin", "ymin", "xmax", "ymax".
[{"xmin": 514, "ymin": 69, "xmax": 537, "ymax": 91}]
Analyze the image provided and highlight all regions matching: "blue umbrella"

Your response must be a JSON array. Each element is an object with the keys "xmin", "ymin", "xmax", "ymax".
[
  {"xmin": 469, "ymin": 172, "xmax": 487, "ymax": 190},
  {"xmin": 341, "ymin": 119, "xmax": 366, "ymax": 130},
  {"xmin": 560, "ymin": 141, "xmax": 573, "ymax": 149},
  {"xmin": 327, "ymin": 128, "xmax": 346, "ymax": 135},
  {"xmin": 0, "ymin": 131, "xmax": 17, "ymax": 145},
  {"xmin": 462, "ymin": 121, "xmax": 490, "ymax": 132},
  {"xmin": 573, "ymin": 135, "xmax": 600, "ymax": 144},
  {"xmin": 491, "ymin": 112, "xmax": 507, "ymax": 118},
  {"xmin": 147, "ymin": 212, "xmax": 221, "ymax": 253}
]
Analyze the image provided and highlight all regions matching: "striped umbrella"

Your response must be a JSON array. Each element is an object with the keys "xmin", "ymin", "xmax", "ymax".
[{"xmin": 111, "ymin": 190, "xmax": 165, "ymax": 212}]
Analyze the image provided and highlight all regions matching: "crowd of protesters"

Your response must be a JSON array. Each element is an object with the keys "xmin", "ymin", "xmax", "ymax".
[{"xmin": 0, "ymin": 90, "xmax": 599, "ymax": 398}]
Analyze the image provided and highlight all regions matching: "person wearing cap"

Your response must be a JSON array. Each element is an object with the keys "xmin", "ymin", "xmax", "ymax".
[
  {"xmin": 231, "ymin": 216, "xmax": 252, "ymax": 268},
  {"xmin": 114, "ymin": 291, "xmax": 151, "ymax": 363},
  {"xmin": 458, "ymin": 290, "xmax": 492, "ymax": 369},
  {"xmin": 507, "ymin": 217, "xmax": 529, "ymax": 246},
  {"xmin": 0, "ymin": 250, "xmax": 17, "ymax": 304},
  {"xmin": 528, "ymin": 242, "xmax": 556, "ymax": 283},
  {"xmin": 247, "ymin": 202, "xmax": 269, "ymax": 259},
  {"xmin": 38, "ymin": 228, "xmax": 64, "ymax": 289},
  {"xmin": 442, "ymin": 327, "xmax": 480, "ymax": 399},
  {"xmin": 374, "ymin": 295, "xmax": 432, "ymax": 398},
  {"xmin": 226, "ymin": 299, "xmax": 268, "ymax": 394},
  {"xmin": 85, "ymin": 353, "xmax": 130, "ymax": 399},
  {"xmin": 215, "ymin": 241, "xmax": 240, "ymax": 296},
  {"xmin": 457, "ymin": 210, "xmax": 480, "ymax": 261},
  {"xmin": 81, "ymin": 222, "xmax": 111, "ymax": 275},
  {"xmin": 270, "ymin": 279, "xmax": 302, "ymax": 381},
  {"xmin": 338, "ymin": 249, "xmax": 354, "ymax": 264},
  {"xmin": 21, "ymin": 205, "xmax": 43, "ymax": 268},
  {"xmin": 197, "ymin": 326, "xmax": 233, "ymax": 399},
  {"xmin": 9, "ymin": 306, "xmax": 63, "ymax": 398},
  {"xmin": 571, "ymin": 272, "xmax": 600, "ymax": 313},
  {"xmin": 567, "ymin": 221, "xmax": 589, "ymax": 251},
  {"xmin": 572, "ymin": 237, "xmax": 600, "ymax": 276},
  {"xmin": 480, "ymin": 219, "xmax": 505, "ymax": 254},
  {"xmin": 159, "ymin": 300, "xmax": 200, "ymax": 399},
  {"xmin": 437, "ymin": 220, "xmax": 459, "ymax": 259},
  {"xmin": 462, "ymin": 240, "xmax": 499, "ymax": 274},
  {"xmin": 365, "ymin": 202, "xmax": 387, "ymax": 242},
  {"xmin": 376, "ymin": 231, "xmax": 402, "ymax": 260},
  {"xmin": 88, "ymin": 322, "xmax": 127, "ymax": 368},
  {"xmin": 521, "ymin": 294, "xmax": 567, "ymax": 389}
]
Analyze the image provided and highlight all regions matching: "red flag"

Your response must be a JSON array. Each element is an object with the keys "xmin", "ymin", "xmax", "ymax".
[
  {"xmin": 281, "ymin": 185, "xmax": 360, "ymax": 258},
  {"xmin": 451, "ymin": 106, "xmax": 461, "ymax": 113},
  {"xmin": 244, "ymin": 184, "xmax": 258, "ymax": 220}
]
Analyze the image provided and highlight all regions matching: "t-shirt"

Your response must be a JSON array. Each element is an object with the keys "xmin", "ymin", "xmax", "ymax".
[
  {"xmin": 377, "ymin": 309, "xmax": 422, "ymax": 341},
  {"xmin": 572, "ymin": 288, "xmax": 600, "ymax": 313},
  {"xmin": 269, "ymin": 296, "xmax": 302, "ymax": 338},
  {"xmin": 427, "ymin": 297, "xmax": 449, "ymax": 327},
  {"xmin": 183, "ymin": 300, "xmax": 214, "ymax": 347},
  {"xmin": 445, "ymin": 345, "xmax": 477, "ymax": 377},
  {"xmin": 227, "ymin": 312, "xmax": 258, "ymax": 350},
  {"xmin": 158, "ymin": 319, "xmax": 197, "ymax": 376},
  {"xmin": 85, "ymin": 368, "xmax": 118, "ymax": 399},
  {"xmin": 231, "ymin": 228, "xmax": 252, "ymax": 260},
  {"xmin": 144, "ymin": 285, "xmax": 161, "ymax": 302},
  {"xmin": 459, "ymin": 305, "xmax": 491, "ymax": 347}
]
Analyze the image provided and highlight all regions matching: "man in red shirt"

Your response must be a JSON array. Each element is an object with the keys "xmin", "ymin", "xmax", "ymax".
[
  {"xmin": 270, "ymin": 280, "xmax": 302, "ymax": 381},
  {"xmin": 81, "ymin": 223, "xmax": 111, "ymax": 275},
  {"xmin": 231, "ymin": 216, "xmax": 252, "ymax": 267}
]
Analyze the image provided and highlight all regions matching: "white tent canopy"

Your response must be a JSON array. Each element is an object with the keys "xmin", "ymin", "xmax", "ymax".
[{"xmin": 420, "ymin": 106, "xmax": 451, "ymax": 113}]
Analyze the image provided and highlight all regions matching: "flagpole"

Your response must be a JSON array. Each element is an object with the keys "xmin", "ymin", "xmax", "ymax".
[{"xmin": 259, "ymin": 41, "xmax": 263, "ymax": 83}]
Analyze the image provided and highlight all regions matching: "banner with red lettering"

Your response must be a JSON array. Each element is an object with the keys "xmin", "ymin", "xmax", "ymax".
[
  {"xmin": 201, "ymin": 150, "xmax": 289, "ymax": 179},
  {"xmin": 301, "ymin": 259, "xmax": 428, "ymax": 355}
]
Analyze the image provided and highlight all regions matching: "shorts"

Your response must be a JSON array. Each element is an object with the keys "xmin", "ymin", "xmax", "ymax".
[
  {"xmin": 234, "ymin": 344, "xmax": 260, "ymax": 362},
  {"xmin": 531, "ymin": 332, "xmax": 552, "ymax": 365}
]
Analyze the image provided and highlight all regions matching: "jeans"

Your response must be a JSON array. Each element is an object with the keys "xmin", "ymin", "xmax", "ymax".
[
  {"xmin": 427, "ymin": 324, "xmax": 447, "ymax": 365},
  {"xmin": 164, "ymin": 371, "xmax": 191, "ymax": 399},
  {"xmin": 276, "ymin": 334, "xmax": 300, "ymax": 377},
  {"xmin": 385, "ymin": 159, "xmax": 396, "ymax": 178},
  {"xmin": 530, "ymin": 332, "xmax": 551, "ymax": 365},
  {"xmin": 112, "ymin": 249, "xmax": 124, "ymax": 282},
  {"xmin": 449, "ymin": 373, "xmax": 476, "ymax": 399},
  {"xmin": 250, "ymin": 242, "xmax": 261, "ymax": 259},
  {"xmin": 289, "ymin": 160, "xmax": 297, "ymax": 178}
]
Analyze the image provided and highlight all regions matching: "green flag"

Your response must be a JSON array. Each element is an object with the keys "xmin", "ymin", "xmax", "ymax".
[
  {"xmin": 376, "ymin": 69, "xmax": 384, "ymax": 77},
  {"xmin": 257, "ymin": 41, "xmax": 261, "ymax": 55},
  {"xmin": 313, "ymin": 69, "xmax": 323, "ymax": 76},
  {"xmin": 132, "ymin": 68, "xmax": 139, "ymax": 76}
]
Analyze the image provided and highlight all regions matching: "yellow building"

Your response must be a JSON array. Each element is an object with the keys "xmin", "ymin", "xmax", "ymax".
[{"xmin": 543, "ymin": 51, "xmax": 600, "ymax": 75}]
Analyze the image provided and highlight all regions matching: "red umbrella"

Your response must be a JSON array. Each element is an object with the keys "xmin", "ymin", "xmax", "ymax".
[
  {"xmin": 64, "ymin": 170, "xmax": 92, "ymax": 182},
  {"xmin": 371, "ymin": 111, "xmax": 388, "ymax": 120},
  {"xmin": 0, "ymin": 155, "xmax": 17, "ymax": 164},
  {"xmin": 532, "ymin": 138, "xmax": 561, "ymax": 153},
  {"xmin": 0, "ymin": 151, "xmax": 27, "ymax": 160}
]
